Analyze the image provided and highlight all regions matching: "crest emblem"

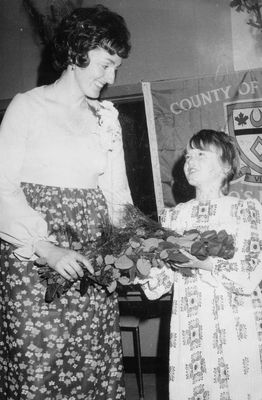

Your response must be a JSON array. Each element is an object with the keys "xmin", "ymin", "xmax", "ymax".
[{"xmin": 226, "ymin": 100, "xmax": 262, "ymax": 174}]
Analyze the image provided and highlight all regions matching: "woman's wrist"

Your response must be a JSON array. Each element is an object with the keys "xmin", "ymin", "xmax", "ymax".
[{"xmin": 34, "ymin": 240, "xmax": 56, "ymax": 258}]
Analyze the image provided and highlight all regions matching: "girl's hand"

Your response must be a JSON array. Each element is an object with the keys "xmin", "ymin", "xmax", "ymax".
[
  {"xmin": 35, "ymin": 241, "xmax": 94, "ymax": 281},
  {"xmin": 178, "ymin": 249, "xmax": 213, "ymax": 271}
]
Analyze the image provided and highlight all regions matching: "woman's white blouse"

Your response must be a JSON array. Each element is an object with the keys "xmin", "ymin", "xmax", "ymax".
[{"xmin": 0, "ymin": 86, "xmax": 132, "ymax": 259}]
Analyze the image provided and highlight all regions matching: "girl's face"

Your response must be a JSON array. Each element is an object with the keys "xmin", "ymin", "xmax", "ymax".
[
  {"xmin": 184, "ymin": 145, "xmax": 227, "ymax": 189},
  {"xmin": 74, "ymin": 47, "xmax": 122, "ymax": 98}
]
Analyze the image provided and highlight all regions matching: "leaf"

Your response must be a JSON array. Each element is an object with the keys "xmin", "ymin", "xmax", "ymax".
[
  {"xmin": 96, "ymin": 255, "xmax": 103, "ymax": 266},
  {"xmin": 114, "ymin": 255, "xmax": 134, "ymax": 270},
  {"xmin": 104, "ymin": 254, "xmax": 115, "ymax": 265},
  {"xmin": 151, "ymin": 258, "xmax": 158, "ymax": 268},
  {"xmin": 158, "ymin": 241, "xmax": 178, "ymax": 250},
  {"xmin": 223, "ymin": 248, "xmax": 235, "ymax": 259},
  {"xmin": 217, "ymin": 230, "xmax": 230, "ymax": 243},
  {"xmin": 124, "ymin": 246, "xmax": 133, "ymax": 256},
  {"xmin": 158, "ymin": 259, "xmax": 167, "ymax": 269},
  {"xmin": 183, "ymin": 231, "xmax": 200, "ymax": 241},
  {"xmin": 168, "ymin": 236, "xmax": 194, "ymax": 250},
  {"xmin": 56, "ymin": 275, "xmax": 67, "ymax": 286},
  {"xmin": 135, "ymin": 227, "xmax": 146, "ymax": 237},
  {"xmin": 107, "ymin": 280, "xmax": 117, "ymax": 293},
  {"xmin": 117, "ymin": 276, "xmax": 131, "ymax": 286},
  {"xmin": 235, "ymin": 112, "xmax": 248, "ymax": 126},
  {"xmin": 79, "ymin": 277, "xmax": 89, "ymax": 296},
  {"xmin": 167, "ymin": 250, "xmax": 190, "ymax": 263},
  {"xmin": 184, "ymin": 229, "xmax": 200, "ymax": 235},
  {"xmin": 191, "ymin": 241, "xmax": 209, "ymax": 260},
  {"xmin": 45, "ymin": 283, "xmax": 59, "ymax": 303},
  {"xmin": 207, "ymin": 241, "xmax": 223, "ymax": 257},
  {"xmin": 136, "ymin": 258, "xmax": 151, "ymax": 278},
  {"xmin": 112, "ymin": 267, "xmax": 121, "ymax": 279},
  {"xmin": 160, "ymin": 249, "xmax": 169, "ymax": 259},
  {"xmin": 167, "ymin": 235, "xmax": 181, "ymax": 244},
  {"xmin": 128, "ymin": 265, "xmax": 137, "ymax": 282},
  {"xmin": 35, "ymin": 257, "xmax": 47, "ymax": 266},
  {"xmin": 104, "ymin": 264, "xmax": 112, "ymax": 272},
  {"xmin": 129, "ymin": 236, "xmax": 142, "ymax": 248},
  {"xmin": 154, "ymin": 229, "xmax": 166, "ymax": 238},
  {"xmin": 200, "ymin": 230, "xmax": 217, "ymax": 240},
  {"xmin": 142, "ymin": 238, "xmax": 160, "ymax": 251},
  {"xmin": 226, "ymin": 235, "xmax": 234, "ymax": 246},
  {"xmin": 143, "ymin": 238, "xmax": 159, "ymax": 249}
]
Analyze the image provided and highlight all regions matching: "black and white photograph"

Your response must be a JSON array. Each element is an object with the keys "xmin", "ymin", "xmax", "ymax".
[{"xmin": 0, "ymin": 1, "xmax": 262, "ymax": 399}]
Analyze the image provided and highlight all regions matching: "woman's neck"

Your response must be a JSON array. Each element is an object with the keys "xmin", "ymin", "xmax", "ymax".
[{"xmin": 52, "ymin": 69, "xmax": 86, "ymax": 107}]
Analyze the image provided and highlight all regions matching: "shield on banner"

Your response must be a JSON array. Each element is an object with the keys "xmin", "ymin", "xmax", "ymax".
[{"xmin": 226, "ymin": 100, "xmax": 262, "ymax": 174}]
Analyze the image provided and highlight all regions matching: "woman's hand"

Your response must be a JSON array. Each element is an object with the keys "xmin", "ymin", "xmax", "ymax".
[
  {"xmin": 177, "ymin": 249, "xmax": 213, "ymax": 271},
  {"xmin": 35, "ymin": 240, "xmax": 94, "ymax": 281}
]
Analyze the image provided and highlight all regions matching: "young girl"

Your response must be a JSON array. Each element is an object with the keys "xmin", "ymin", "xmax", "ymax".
[{"xmin": 139, "ymin": 130, "xmax": 262, "ymax": 400}]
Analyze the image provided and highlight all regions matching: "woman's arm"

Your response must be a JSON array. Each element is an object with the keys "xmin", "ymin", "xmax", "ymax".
[
  {"xmin": 0, "ymin": 94, "xmax": 50, "ymax": 259},
  {"xmin": 0, "ymin": 94, "xmax": 94, "ymax": 279}
]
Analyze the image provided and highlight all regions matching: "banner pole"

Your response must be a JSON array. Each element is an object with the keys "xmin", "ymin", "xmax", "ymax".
[{"xmin": 142, "ymin": 81, "xmax": 165, "ymax": 218}]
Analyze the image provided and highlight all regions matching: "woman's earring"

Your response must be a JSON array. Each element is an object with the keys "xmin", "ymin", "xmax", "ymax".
[{"xmin": 71, "ymin": 64, "xmax": 75, "ymax": 71}]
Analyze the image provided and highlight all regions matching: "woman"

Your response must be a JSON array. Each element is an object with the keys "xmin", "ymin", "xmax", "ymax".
[
  {"xmin": 0, "ymin": 5, "xmax": 132, "ymax": 400},
  {"xmin": 140, "ymin": 130, "xmax": 262, "ymax": 399}
]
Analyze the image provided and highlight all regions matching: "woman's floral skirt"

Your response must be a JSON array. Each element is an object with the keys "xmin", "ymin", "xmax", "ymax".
[{"xmin": 0, "ymin": 183, "xmax": 125, "ymax": 400}]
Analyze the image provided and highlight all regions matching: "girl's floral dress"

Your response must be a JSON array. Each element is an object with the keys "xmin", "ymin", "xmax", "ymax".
[
  {"xmin": 0, "ymin": 85, "xmax": 132, "ymax": 400},
  {"xmin": 141, "ymin": 196, "xmax": 262, "ymax": 400}
]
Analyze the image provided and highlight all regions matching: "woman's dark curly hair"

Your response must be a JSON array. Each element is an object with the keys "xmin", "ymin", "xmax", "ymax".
[
  {"xmin": 188, "ymin": 129, "xmax": 240, "ymax": 195},
  {"xmin": 52, "ymin": 4, "xmax": 131, "ymax": 71}
]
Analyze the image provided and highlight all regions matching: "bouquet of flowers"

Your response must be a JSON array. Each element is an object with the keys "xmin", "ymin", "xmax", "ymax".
[{"xmin": 35, "ymin": 205, "xmax": 235, "ymax": 303}]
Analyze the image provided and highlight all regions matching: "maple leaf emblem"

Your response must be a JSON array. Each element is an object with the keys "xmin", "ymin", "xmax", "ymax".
[{"xmin": 235, "ymin": 112, "xmax": 248, "ymax": 126}]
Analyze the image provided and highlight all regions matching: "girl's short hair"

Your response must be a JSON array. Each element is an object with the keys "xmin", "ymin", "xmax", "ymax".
[
  {"xmin": 52, "ymin": 4, "xmax": 131, "ymax": 71},
  {"xmin": 188, "ymin": 129, "xmax": 240, "ymax": 195}
]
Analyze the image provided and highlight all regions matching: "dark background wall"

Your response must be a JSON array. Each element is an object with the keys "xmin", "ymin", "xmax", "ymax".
[{"xmin": 0, "ymin": 0, "xmax": 233, "ymax": 102}]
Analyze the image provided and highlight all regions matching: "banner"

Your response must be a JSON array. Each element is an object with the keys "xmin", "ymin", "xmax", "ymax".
[{"xmin": 142, "ymin": 70, "xmax": 262, "ymax": 216}]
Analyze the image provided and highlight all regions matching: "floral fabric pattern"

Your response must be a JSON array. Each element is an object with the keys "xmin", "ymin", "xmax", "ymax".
[
  {"xmin": 143, "ymin": 196, "xmax": 262, "ymax": 400},
  {"xmin": 0, "ymin": 183, "xmax": 125, "ymax": 400}
]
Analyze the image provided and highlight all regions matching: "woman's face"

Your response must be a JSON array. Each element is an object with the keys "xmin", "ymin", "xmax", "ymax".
[
  {"xmin": 74, "ymin": 47, "xmax": 122, "ymax": 98},
  {"xmin": 184, "ymin": 146, "xmax": 227, "ymax": 189}
]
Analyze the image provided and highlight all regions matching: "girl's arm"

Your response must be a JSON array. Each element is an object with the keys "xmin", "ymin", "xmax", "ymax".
[
  {"xmin": 210, "ymin": 198, "xmax": 262, "ymax": 295},
  {"xmin": 179, "ymin": 199, "xmax": 262, "ymax": 295},
  {"xmin": 135, "ymin": 205, "xmax": 187, "ymax": 300}
]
